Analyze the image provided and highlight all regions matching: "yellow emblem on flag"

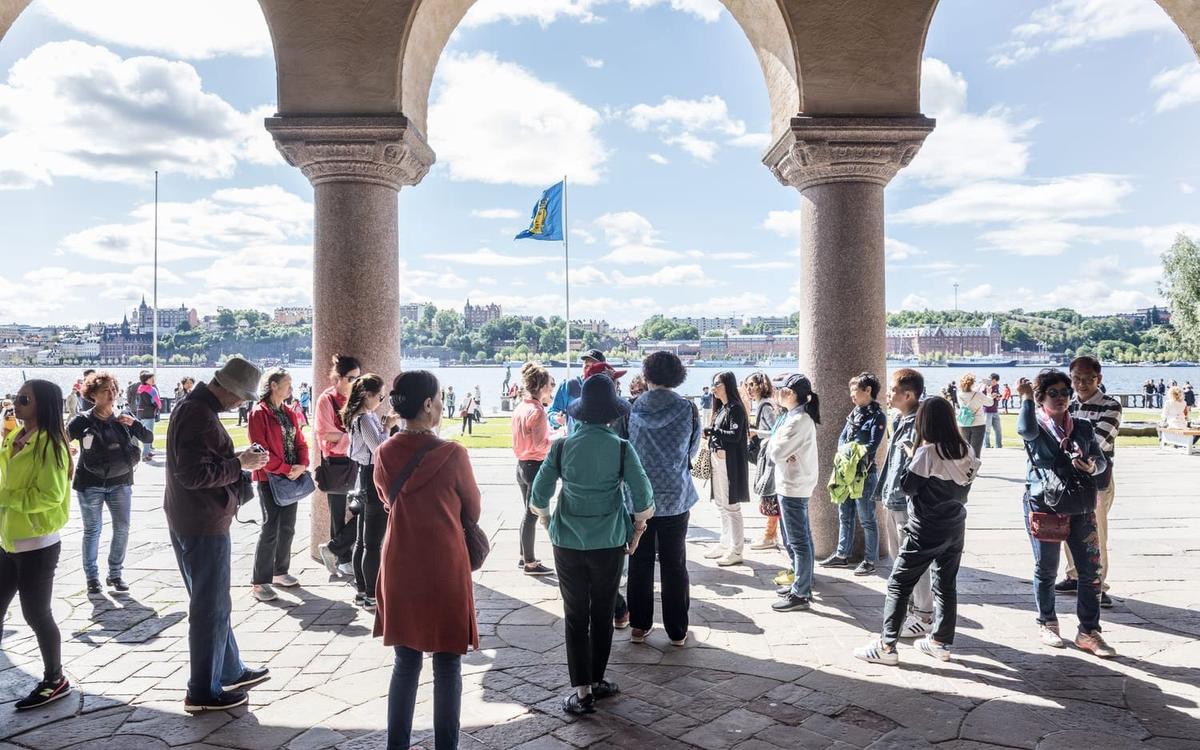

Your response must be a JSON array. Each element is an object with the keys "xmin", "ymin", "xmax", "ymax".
[{"xmin": 530, "ymin": 198, "xmax": 549, "ymax": 235}]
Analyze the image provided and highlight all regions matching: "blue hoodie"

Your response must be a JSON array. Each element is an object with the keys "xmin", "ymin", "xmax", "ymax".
[{"xmin": 628, "ymin": 389, "xmax": 703, "ymax": 517}]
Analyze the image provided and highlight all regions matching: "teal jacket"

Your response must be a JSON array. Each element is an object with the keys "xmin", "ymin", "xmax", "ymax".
[{"xmin": 530, "ymin": 424, "xmax": 654, "ymax": 550}]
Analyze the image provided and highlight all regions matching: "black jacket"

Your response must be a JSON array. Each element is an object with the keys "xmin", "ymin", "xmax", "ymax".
[
  {"xmin": 67, "ymin": 410, "xmax": 154, "ymax": 490},
  {"xmin": 708, "ymin": 402, "xmax": 750, "ymax": 503}
]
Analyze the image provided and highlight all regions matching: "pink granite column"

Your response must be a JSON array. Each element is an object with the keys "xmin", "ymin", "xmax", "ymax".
[
  {"xmin": 764, "ymin": 116, "xmax": 934, "ymax": 559},
  {"xmin": 265, "ymin": 115, "xmax": 435, "ymax": 557}
]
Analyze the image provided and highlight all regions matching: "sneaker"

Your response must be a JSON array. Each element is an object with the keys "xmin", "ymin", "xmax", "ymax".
[
  {"xmin": 523, "ymin": 563, "xmax": 554, "ymax": 576},
  {"xmin": 853, "ymin": 561, "xmax": 876, "ymax": 576},
  {"xmin": 337, "ymin": 562, "xmax": 354, "ymax": 576},
  {"xmin": 354, "ymin": 591, "xmax": 366, "ymax": 606},
  {"xmin": 591, "ymin": 679, "xmax": 620, "ymax": 699},
  {"xmin": 516, "ymin": 559, "xmax": 525, "ymax": 569},
  {"xmin": 14, "ymin": 677, "xmax": 71, "ymax": 711},
  {"xmin": 818, "ymin": 554, "xmax": 849, "ymax": 568},
  {"xmin": 1039, "ymin": 622, "xmax": 1066, "ymax": 648},
  {"xmin": 853, "ymin": 641, "xmax": 899, "ymax": 666},
  {"xmin": 670, "ymin": 633, "xmax": 688, "ymax": 647},
  {"xmin": 317, "ymin": 543, "xmax": 339, "ymax": 575},
  {"xmin": 613, "ymin": 613, "xmax": 630, "ymax": 630},
  {"xmin": 772, "ymin": 594, "xmax": 811, "ymax": 612},
  {"xmin": 272, "ymin": 574, "xmax": 299, "ymax": 588},
  {"xmin": 86, "ymin": 578, "xmax": 102, "ymax": 595},
  {"xmin": 703, "ymin": 546, "xmax": 728, "ymax": 560},
  {"xmin": 1100, "ymin": 592, "xmax": 1114, "ymax": 609},
  {"xmin": 1054, "ymin": 578, "xmax": 1078, "ymax": 594},
  {"xmin": 562, "ymin": 693, "xmax": 596, "ymax": 716},
  {"xmin": 750, "ymin": 538, "xmax": 777, "ymax": 550},
  {"xmin": 183, "ymin": 690, "xmax": 249, "ymax": 713},
  {"xmin": 106, "ymin": 576, "xmax": 130, "ymax": 593},
  {"xmin": 1075, "ymin": 630, "xmax": 1117, "ymax": 659},
  {"xmin": 251, "ymin": 584, "xmax": 278, "ymax": 602},
  {"xmin": 899, "ymin": 616, "xmax": 933, "ymax": 639},
  {"xmin": 775, "ymin": 585, "xmax": 793, "ymax": 597},
  {"xmin": 716, "ymin": 553, "xmax": 743, "ymax": 567},
  {"xmin": 917, "ymin": 636, "xmax": 952, "ymax": 662},
  {"xmin": 630, "ymin": 626, "xmax": 653, "ymax": 643},
  {"xmin": 222, "ymin": 667, "xmax": 270, "ymax": 691},
  {"xmin": 772, "ymin": 569, "xmax": 796, "ymax": 586},
  {"xmin": 362, "ymin": 596, "xmax": 377, "ymax": 612}
]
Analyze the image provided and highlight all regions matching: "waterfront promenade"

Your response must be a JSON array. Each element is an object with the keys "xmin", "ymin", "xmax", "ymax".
[{"xmin": 1, "ymin": 447, "xmax": 1198, "ymax": 749}]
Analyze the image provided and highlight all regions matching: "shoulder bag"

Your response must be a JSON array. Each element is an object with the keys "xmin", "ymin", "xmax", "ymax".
[
  {"xmin": 690, "ymin": 402, "xmax": 713, "ymax": 481},
  {"xmin": 267, "ymin": 470, "xmax": 316, "ymax": 507},
  {"xmin": 1022, "ymin": 431, "xmax": 1096, "ymax": 542},
  {"xmin": 316, "ymin": 454, "xmax": 357, "ymax": 493}
]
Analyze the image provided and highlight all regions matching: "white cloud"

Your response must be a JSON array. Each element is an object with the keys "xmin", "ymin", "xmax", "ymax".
[
  {"xmin": 0, "ymin": 264, "xmax": 191, "ymax": 322},
  {"xmin": 599, "ymin": 245, "xmax": 685, "ymax": 264},
  {"xmin": 762, "ymin": 209, "xmax": 803, "ymax": 238},
  {"xmin": 611, "ymin": 264, "xmax": 714, "ymax": 287},
  {"xmin": 460, "ymin": 0, "xmax": 602, "ymax": 27},
  {"xmin": 1181, "ymin": 182, "xmax": 1197, "ymax": 195},
  {"xmin": 628, "ymin": 0, "xmax": 723, "ymax": 23},
  {"xmin": 1150, "ymin": 63, "xmax": 1200, "ymax": 113},
  {"xmin": 989, "ymin": 0, "xmax": 1175, "ymax": 68},
  {"xmin": 625, "ymin": 94, "xmax": 757, "ymax": 162},
  {"xmin": 669, "ymin": 293, "xmax": 770, "ymax": 317},
  {"xmin": 571, "ymin": 228, "xmax": 598, "ymax": 244},
  {"xmin": 733, "ymin": 261, "xmax": 791, "ymax": 270},
  {"xmin": 472, "ymin": 208, "xmax": 523, "ymax": 219},
  {"xmin": 438, "ymin": 248, "xmax": 558, "ymax": 267},
  {"xmin": 594, "ymin": 211, "xmax": 660, "ymax": 246},
  {"xmin": 885, "ymin": 238, "xmax": 923, "ymax": 262},
  {"xmin": 582, "ymin": 56, "xmax": 605, "ymax": 69},
  {"xmin": 952, "ymin": 279, "xmax": 1161, "ymax": 316},
  {"xmin": 547, "ymin": 265, "xmax": 611, "ymax": 285},
  {"xmin": 428, "ymin": 52, "xmax": 606, "ymax": 185},
  {"xmin": 36, "ymin": 0, "xmax": 271, "ymax": 59},
  {"xmin": 648, "ymin": 153, "xmax": 670, "ymax": 165},
  {"xmin": 895, "ymin": 174, "xmax": 1133, "ymax": 225},
  {"xmin": 665, "ymin": 132, "xmax": 718, "ymax": 162},
  {"xmin": 979, "ymin": 221, "xmax": 1200, "ymax": 256},
  {"xmin": 727, "ymin": 132, "xmax": 771, "ymax": 149},
  {"xmin": 899, "ymin": 294, "xmax": 930, "ymax": 311},
  {"xmin": 708, "ymin": 251, "xmax": 753, "ymax": 260},
  {"xmin": 0, "ymin": 41, "xmax": 280, "ymax": 189}
]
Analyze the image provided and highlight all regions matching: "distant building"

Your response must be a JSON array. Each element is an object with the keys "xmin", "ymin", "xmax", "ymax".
[
  {"xmin": 464, "ymin": 299, "xmax": 501, "ymax": 328},
  {"xmin": 99, "ymin": 317, "xmax": 153, "ymax": 361},
  {"xmin": 700, "ymin": 334, "xmax": 796, "ymax": 359},
  {"xmin": 400, "ymin": 302, "xmax": 431, "ymax": 322},
  {"xmin": 746, "ymin": 315, "xmax": 790, "ymax": 332},
  {"xmin": 637, "ymin": 339, "xmax": 701, "ymax": 357},
  {"xmin": 132, "ymin": 297, "xmax": 198, "ymax": 332},
  {"xmin": 669, "ymin": 316, "xmax": 740, "ymax": 335},
  {"xmin": 571, "ymin": 319, "xmax": 609, "ymax": 335},
  {"xmin": 274, "ymin": 306, "xmax": 313, "ymax": 325},
  {"xmin": 886, "ymin": 318, "xmax": 1002, "ymax": 357},
  {"xmin": 1105, "ymin": 306, "xmax": 1171, "ymax": 327}
]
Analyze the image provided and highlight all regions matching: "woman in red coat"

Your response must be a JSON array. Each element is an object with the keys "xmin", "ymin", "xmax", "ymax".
[
  {"xmin": 374, "ymin": 370, "xmax": 479, "ymax": 750},
  {"xmin": 246, "ymin": 368, "xmax": 310, "ymax": 603}
]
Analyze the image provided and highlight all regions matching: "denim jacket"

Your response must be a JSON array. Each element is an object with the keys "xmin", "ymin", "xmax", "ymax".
[{"xmin": 875, "ymin": 412, "xmax": 917, "ymax": 511}]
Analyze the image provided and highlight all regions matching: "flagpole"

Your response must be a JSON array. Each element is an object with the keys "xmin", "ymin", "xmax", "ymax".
[
  {"xmin": 563, "ymin": 175, "xmax": 570, "ymax": 382},
  {"xmin": 152, "ymin": 169, "xmax": 159, "ymax": 375}
]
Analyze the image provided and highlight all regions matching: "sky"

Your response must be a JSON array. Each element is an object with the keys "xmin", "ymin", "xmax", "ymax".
[{"xmin": 0, "ymin": 0, "xmax": 1198, "ymax": 328}]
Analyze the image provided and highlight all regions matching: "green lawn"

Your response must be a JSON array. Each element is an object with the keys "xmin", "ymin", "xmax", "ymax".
[{"xmin": 444, "ymin": 415, "xmax": 513, "ymax": 449}]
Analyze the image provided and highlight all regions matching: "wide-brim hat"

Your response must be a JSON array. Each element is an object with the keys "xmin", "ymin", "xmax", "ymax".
[
  {"xmin": 213, "ymin": 357, "xmax": 262, "ymax": 402},
  {"xmin": 567, "ymin": 373, "xmax": 630, "ymax": 425},
  {"xmin": 583, "ymin": 361, "xmax": 627, "ymax": 380}
]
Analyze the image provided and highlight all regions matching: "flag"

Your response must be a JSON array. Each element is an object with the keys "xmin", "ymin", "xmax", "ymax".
[{"xmin": 514, "ymin": 181, "xmax": 564, "ymax": 241}]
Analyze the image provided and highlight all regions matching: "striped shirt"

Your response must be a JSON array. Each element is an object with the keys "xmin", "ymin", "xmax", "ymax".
[
  {"xmin": 1069, "ymin": 391, "xmax": 1122, "ymax": 458},
  {"xmin": 348, "ymin": 411, "xmax": 387, "ymax": 466}
]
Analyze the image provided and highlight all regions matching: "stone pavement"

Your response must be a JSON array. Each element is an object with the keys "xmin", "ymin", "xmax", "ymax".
[{"xmin": 2, "ymin": 445, "xmax": 1199, "ymax": 749}]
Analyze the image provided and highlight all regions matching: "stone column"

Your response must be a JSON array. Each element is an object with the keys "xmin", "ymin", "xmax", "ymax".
[
  {"xmin": 764, "ymin": 116, "xmax": 934, "ymax": 559},
  {"xmin": 265, "ymin": 115, "xmax": 435, "ymax": 557}
]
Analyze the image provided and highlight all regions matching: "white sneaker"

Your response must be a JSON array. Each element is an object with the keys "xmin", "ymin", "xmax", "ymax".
[
  {"xmin": 1039, "ymin": 622, "xmax": 1066, "ymax": 648},
  {"xmin": 251, "ymin": 584, "xmax": 278, "ymax": 602},
  {"xmin": 899, "ymin": 615, "xmax": 932, "ymax": 639},
  {"xmin": 336, "ymin": 562, "xmax": 354, "ymax": 576},
  {"xmin": 917, "ymin": 636, "xmax": 952, "ymax": 661},
  {"xmin": 670, "ymin": 633, "xmax": 688, "ymax": 647},
  {"xmin": 715, "ymin": 553, "xmax": 743, "ymax": 567},
  {"xmin": 749, "ymin": 538, "xmax": 776, "ymax": 551},
  {"xmin": 703, "ymin": 546, "xmax": 728, "ymax": 560},
  {"xmin": 272, "ymin": 574, "xmax": 299, "ymax": 588},
  {"xmin": 853, "ymin": 640, "xmax": 899, "ymax": 666}
]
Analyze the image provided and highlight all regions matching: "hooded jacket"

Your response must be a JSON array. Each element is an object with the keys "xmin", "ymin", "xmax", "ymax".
[
  {"xmin": 628, "ymin": 388, "xmax": 702, "ymax": 517},
  {"xmin": 899, "ymin": 443, "xmax": 981, "ymax": 528}
]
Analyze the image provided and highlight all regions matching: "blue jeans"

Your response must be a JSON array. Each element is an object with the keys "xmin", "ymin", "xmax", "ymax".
[
  {"xmin": 78, "ymin": 485, "xmax": 132, "ymax": 581},
  {"xmin": 984, "ymin": 412, "xmax": 1003, "ymax": 448},
  {"xmin": 139, "ymin": 418, "xmax": 156, "ymax": 458},
  {"xmin": 169, "ymin": 531, "xmax": 245, "ymax": 699},
  {"xmin": 388, "ymin": 647, "xmax": 462, "ymax": 750},
  {"xmin": 779, "ymin": 496, "xmax": 813, "ymax": 598},
  {"xmin": 835, "ymin": 468, "xmax": 879, "ymax": 562},
  {"xmin": 1023, "ymin": 499, "xmax": 1101, "ymax": 634}
]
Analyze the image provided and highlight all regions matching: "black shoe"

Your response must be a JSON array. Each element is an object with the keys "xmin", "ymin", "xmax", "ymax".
[
  {"xmin": 222, "ymin": 667, "xmax": 270, "ymax": 691},
  {"xmin": 354, "ymin": 591, "xmax": 366, "ymax": 605},
  {"xmin": 106, "ymin": 577, "xmax": 129, "ymax": 593},
  {"xmin": 86, "ymin": 579, "xmax": 102, "ymax": 595},
  {"xmin": 592, "ymin": 680, "xmax": 620, "ymax": 700},
  {"xmin": 853, "ymin": 561, "xmax": 876, "ymax": 576},
  {"xmin": 1100, "ymin": 592, "xmax": 1114, "ymax": 609},
  {"xmin": 184, "ymin": 690, "xmax": 249, "ymax": 713},
  {"xmin": 523, "ymin": 563, "xmax": 554, "ymax": 576},
  {"xmin": 1054, "ymin": 578, "xmax": 1078, "ymax": 594},
  {"xmin": 772, "ymin": 594, "xmax": 811, "ymax": 612},
  {"xmin": 818, "ymin": 554, "xmax": 849, "ymax": 568},
  {"xmin": 517, "ymin": 559, "xmax": 525, "ymax": 569},
  {"xmin": 562, "ymin": 693, "xmax": 596, "ymax": 715},
  {"xmin": 14, "ymin": 677, "xmax": 71, "ymax": 710}
]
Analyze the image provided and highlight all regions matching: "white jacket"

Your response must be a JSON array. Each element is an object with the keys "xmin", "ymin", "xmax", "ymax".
[{"xmin": 766, "ymin": 408, "xmax": 819, "ymax": 498}]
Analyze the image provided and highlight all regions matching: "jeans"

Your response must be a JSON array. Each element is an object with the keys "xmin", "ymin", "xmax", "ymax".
[
  {"xmin": 882, "ymin": 520, "xmax": 964, "ymax": 646},
  {"xmin": 885, "ymin": 508, "xmax": 932, "ymax": 619},
  {"xmin": 779, "ymin": 496, "xmax": 814, "ymax": 598},
  {"xmin": 252, "ymin": 481, "xmax": 298, "ymax": 585},
  {"xmin": 984, "ymin": 412, "xmax": 1003, "ymax": 448},
  {"xmin": 78, "ymin": 484, "xmax": 133, "ymax": 581},
  {"xmin": 835, "ymin": 468, "xmax": 879, "ymax": 563},
  {"xmin": 388, "ymin": 647, "xmax": 462, "ymax": 750},
  {"xmin": 169, "ymin": 530, "xmax": 246, "ymax": 699},
  {"xmin": 353, "ymin": 464, "xmax": 386, "ymax": 597},
  {"xmin": 515, "ymin": 460, "xmax": 543, "ymax": 564},
  {"xmin": 961, "ymin": 425, "xmax": 986, "ymax": 460},
  {"xmin": 1065, "ymin": 477, "xmax": 1115, "ymax": 592},
  {"xmin": 139, "ymin": 417, "xmax": 156, "ymax": 458},
  {"xmin": 1024, "ymin": 499, "xmax": 1101, "ymax": 633},
  {"xmin": 328, "ymin": 492, "xmax": 356, "ymax": 564},
  {"xmin": 0, "ymin": 542, "xmax": 62, "ymax": 682},
  {"xmin": 711, "ymin": 453, "xmax": 744, "ymax": 555},
  {"xmin": 627, "ymin": 511, "xmax": 690, "ymax": 641},
  {"xmin": 554, "ymin": 545, "xmax": 625, "ymax": 687}
]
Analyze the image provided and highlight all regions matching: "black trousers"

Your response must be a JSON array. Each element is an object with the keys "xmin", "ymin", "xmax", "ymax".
[
  {"xmin": 353, "ymin": 464, "xmax": 386, "ymax": 597},
  {"xmin": 0, "ymin": 542, "xmax": 62, "ymax": 683},
  {"xmin": 461, "ymin": 415, "xmax": 474, "ymax": 435},
  {"xmin": 328, "ymin": 492, "xmax": 356, "ymax": 563},
  {"xmin": 554, "ymin": 545, "xmax": 625, "ymax": 688},
  {"xmin": 882, "ymin": 519, "xmax": 965, "ymax": 647},
  {"xmin": 627, "ymin": 511, "xmax": 690, "ymax": 640},
  {"xmin": 252, "ymin": 482, "xmax": 298, "ymax": 584},
  {"xmin": 515, "ymin": 460, "xmax": 543, "ymax": 564}
]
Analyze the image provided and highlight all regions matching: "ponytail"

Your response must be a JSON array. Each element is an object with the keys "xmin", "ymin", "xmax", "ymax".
[{"xmin": 806, "ymin": 392, "xmax": 822, "ymax": 425}]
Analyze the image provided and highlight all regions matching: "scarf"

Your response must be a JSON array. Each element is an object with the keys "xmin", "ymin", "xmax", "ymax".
[
  {"xmin": 268, "ymin": 401, "xmax": 299, "ymax": 465},
  {"xmin": 1036, "ymin": 405, "xmax": 1074, "ymax": 452}
]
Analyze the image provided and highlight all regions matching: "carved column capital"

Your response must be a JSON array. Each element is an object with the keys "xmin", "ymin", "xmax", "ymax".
[
  {"xmin": 264, "ymin": 115, "xmax": 436, "ymax": 190},
  {"xmin": 764, "ymin": 115, "xmax": 935, "ymax": 191}
]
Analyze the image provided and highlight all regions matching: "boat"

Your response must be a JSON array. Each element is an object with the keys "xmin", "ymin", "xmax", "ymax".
[{"xmin": 946, "ymin": 357, "xmax": 1018, "ymax": 368}]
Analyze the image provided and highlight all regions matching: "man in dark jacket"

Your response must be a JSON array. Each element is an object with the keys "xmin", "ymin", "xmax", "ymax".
[{"xmin": 165, "ymin": 357, "xmax": 270, "ymax": 713}]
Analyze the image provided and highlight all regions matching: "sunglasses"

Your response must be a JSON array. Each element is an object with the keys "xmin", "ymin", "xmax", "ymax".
[
  {"xmin": 12, "ymin": 395, "xmax": 30, "ymax": 406},
  {"xmin": 1044, "ymin": 387, "xmax": 1073, "ymax": 399}
]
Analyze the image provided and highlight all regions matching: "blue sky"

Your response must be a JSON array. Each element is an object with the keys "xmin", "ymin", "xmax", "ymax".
[{"xmin": 0, "ymin": 0, "xmax": 1197, "ymax": 327}]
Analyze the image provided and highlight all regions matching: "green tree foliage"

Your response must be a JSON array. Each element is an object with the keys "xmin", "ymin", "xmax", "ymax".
[{"xmin": 1162, "ymin": 233, "xmax": 1200, "ymax": 359}]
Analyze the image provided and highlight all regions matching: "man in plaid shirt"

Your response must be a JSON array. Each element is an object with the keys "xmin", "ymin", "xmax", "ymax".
[{"xmin": 1057, "ymin": 355, "xmax": 1122, "ymax": 608}]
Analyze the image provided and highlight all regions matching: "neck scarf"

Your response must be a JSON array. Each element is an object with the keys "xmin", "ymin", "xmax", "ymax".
[
  {"xmin": 269, "ymin": 401, "xmax": 298, "ymax": 464},
  {"xmin": 1036, "ymin": 404, "xmax": 1074, "ymax": 451}
]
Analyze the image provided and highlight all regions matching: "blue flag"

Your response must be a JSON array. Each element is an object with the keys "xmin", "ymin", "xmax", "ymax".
[{"xmin": 514, "ymin": 181, "xmax": 564, "ymax": 241}]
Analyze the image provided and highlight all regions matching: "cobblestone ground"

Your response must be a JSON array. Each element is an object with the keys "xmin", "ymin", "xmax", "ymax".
[{"xmin": 1, "ymin": 446, "xmax": 1198, "ymax": 749}]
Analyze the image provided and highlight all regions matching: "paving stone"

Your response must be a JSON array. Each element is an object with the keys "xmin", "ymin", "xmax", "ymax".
[
  {"xmin": 678, "ymin": 708, "xmax": 777, "ymax": 750},
  {"xmin": 12, "ymin": 707, "xmax": 133, "ymax": 749},
  {"xmin": 288, "ymin": 726, "xmax": 349, "ymax": 749},
  {"xmin": 1034, "ymin": 730, "xmax": 1146, "ymax": 750}
]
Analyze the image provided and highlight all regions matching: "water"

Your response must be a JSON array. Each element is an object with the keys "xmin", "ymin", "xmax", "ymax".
[{"xmin": 5, "ymin": 363, "xmax": 1196, "ymax": 406}]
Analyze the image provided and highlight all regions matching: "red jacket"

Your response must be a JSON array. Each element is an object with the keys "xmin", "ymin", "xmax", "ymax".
[{"xmin": 247, "ymin": 401, "xmax": 310, "ymax": 483}]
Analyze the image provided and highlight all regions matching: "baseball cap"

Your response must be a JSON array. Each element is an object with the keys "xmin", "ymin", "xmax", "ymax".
[{"xmin": 581, "ymin": 349, "xmax": 606, "ymax": 363}]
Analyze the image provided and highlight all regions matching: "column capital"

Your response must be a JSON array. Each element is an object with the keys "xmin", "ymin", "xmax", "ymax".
[
  {"xmin": 764, "ymin": 115, "xmax": 935, "ymax": 191},
  {"xmin": 264, "ymin": 114, "xmax": 436, "ymax": 190}
]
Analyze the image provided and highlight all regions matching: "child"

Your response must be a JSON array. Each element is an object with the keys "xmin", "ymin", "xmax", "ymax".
[{"xmin": 854, "ymin": 396, "xmax": 979, "ymax": 665}]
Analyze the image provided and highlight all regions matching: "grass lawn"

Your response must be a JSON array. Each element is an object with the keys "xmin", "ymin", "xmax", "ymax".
[{"xmin": 444, "ymin": 416, "xmax": 513, "ymax": 449}]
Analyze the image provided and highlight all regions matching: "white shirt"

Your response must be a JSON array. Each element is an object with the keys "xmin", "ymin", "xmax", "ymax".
[
  {"xmin": 766, "ymin": 407, "xmax": 819, "ymax": 498},
  {"xmin": 1161, "ymin": 400, "xmax": 1189, "ymax": 429}
]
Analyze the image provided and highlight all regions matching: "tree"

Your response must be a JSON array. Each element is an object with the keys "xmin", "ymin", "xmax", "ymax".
[
  {"xmin": 1162, "ymin": 233, "xmax": 1200, "ymax": 358},
  {"xmin": 217, "ymin": 309, "xmax": 237, "ymax": 330}
]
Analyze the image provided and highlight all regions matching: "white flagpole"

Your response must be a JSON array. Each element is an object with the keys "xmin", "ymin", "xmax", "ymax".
[
  {"xmin": 152, "ymin": 169, "xmax": 159, "ymax": 375},
  {"xmin": 563, "ymin": 175, "xmax": 570, "ymax": 382}
]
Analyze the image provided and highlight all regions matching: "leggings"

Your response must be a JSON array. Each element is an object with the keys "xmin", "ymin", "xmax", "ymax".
[
  {"xmin": 353, "ymin": 464, "xmax": 387, "ymax": 598},
  {"xmin": 0, "ymin": 542, "xmax": 63, "ymax": 683}
]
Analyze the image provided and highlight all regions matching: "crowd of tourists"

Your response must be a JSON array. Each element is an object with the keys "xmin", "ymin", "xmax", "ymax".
[{"xmin": 0, "ymin": 350, "xmax": 1128, "ymax": 750}]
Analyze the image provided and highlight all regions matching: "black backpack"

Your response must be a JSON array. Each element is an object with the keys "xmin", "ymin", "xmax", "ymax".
[{"xmin": 78, "ymin": 412, "xmax": 139, "ymax": 480}]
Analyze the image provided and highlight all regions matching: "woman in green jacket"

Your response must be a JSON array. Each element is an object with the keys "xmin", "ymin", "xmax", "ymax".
[
  {"xmin": 530, "ymin": 373, "xmax": 654, "ymax": 716},
  {"xmin": 0, "ymin": 379, "xmax": 73, "ymax": 710}
]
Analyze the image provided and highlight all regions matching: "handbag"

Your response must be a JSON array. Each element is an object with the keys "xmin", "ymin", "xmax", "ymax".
[
  {"xmin": 1029, "ymin": 511, "xmax": 1070, "ymax": 542},
  {"xmin": 753, "ymin": 438, "xmax": 776, "ymax": 497},
  {"xmin": 267, "ymin": 470, "xmax": 316, "ymax": 507},
  {"xmin": 691, "ymin": 446, "xmax": 712, "ymax": 481},
  {"xmin": 315, "ymin": 455, "xmax": 357, "ymax": 493}
]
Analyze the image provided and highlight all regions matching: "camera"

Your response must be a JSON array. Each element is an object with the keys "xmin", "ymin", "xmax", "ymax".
[{"xmin": 249, "ymin": 443, "xmax": 267, "ymax": 455}]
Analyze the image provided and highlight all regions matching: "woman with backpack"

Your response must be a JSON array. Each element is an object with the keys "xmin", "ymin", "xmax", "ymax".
[
  {"xmin": 955, "ymin": 373, "xmax": 990, "ymax": 462},
  {"xmin": 68, "ymin": 372, "xmax": 153, "ymax": 595},
  {"xmin": 1, "ymin": 379, "xmax": 73, "ymax": 710}
]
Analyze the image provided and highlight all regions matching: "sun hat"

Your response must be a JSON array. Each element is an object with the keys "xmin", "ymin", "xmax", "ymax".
[
  {"xmin": 583, "ymin": 361, "xmax": 627, "ymax": 381},
  {"xmin": 213, "ymin": 357, "xmax": 263, "ymax": 402},
  {"xmin": 567, "ymin": 373, "xmax": 630, "ymax": 425}
]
